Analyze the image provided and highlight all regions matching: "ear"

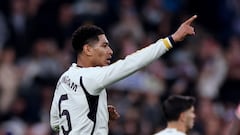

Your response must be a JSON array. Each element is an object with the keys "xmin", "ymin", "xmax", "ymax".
[
  {"xmin": 179, "ymin": 112, "xmax": 186, "ymax": 122},
  {"xmin": 83, "ymin": 44, "xmax": 93, "ymax": 56}
]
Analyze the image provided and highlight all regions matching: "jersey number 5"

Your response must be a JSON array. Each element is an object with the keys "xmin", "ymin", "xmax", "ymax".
[{"xmin": 58, "ymin": 94, "xmax": 72, "ymax": 135}]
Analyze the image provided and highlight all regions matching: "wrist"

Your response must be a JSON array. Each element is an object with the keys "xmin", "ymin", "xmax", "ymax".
[{"xmin": 168, "ymin": 36, "xmax": 176, "ymax": 45}]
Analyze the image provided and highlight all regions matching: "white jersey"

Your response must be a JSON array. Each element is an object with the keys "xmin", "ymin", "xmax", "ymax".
[
  {"xmin": 50, "ymin": 38, "xmax": 173, "ymax": 135},
  {"xmin": 154, "ymin": 128, "xmax": 186, "ymax": 135}
]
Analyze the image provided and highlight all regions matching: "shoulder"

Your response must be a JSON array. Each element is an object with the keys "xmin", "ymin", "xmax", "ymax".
[
  {"xmin": 154, "ymin": 128, "xmax": 186, "ymax": 135},
  {"xmin": 153, "ymin": 128, "xmax": 168, "ymax": 135}
]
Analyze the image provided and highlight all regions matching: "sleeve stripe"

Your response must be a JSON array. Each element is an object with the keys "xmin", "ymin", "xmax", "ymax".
[{"xmin": 162, "ymin": 38, "xmax": 172, "ymax": 49}]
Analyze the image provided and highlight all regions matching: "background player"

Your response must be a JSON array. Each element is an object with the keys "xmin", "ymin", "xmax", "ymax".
[{"xmin": 154, "ymin": 95, "xmax": 196, "ymax": 135}]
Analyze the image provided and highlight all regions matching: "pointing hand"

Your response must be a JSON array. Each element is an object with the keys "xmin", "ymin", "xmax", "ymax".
[{"xmin": 172, "ymin": 15, "xmax": 197, "ymax": 42}]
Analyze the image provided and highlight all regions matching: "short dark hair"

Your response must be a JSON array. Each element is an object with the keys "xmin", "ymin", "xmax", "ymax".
[
  {"xmin": 72, "ymin": 24, "xmax": 105, "ymax": 53},
  {"xmin": 163, "ymin": 95, "xmax": 196, "ymax": 122}
]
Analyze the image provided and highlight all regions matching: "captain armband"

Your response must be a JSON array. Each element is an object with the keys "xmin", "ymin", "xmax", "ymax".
[{"xmin": 161, "ymin": 36, "xmax": 175, "ymax": 49}]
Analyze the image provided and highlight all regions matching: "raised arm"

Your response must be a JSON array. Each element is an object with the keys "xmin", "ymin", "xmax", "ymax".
[{"xmin": 84, "ymin": 15, "xmax": 198, "ymax": 94}]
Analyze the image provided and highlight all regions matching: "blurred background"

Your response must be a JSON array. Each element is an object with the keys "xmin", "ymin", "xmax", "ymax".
[{"xmin": 0, "ymin": 0, "xmax": 240, "ymax": 135}]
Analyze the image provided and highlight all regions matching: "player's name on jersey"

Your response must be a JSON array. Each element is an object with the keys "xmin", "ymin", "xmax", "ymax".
[{"xmin": 60, "ymin": 75, "xmax": 78, "ymax": 92}]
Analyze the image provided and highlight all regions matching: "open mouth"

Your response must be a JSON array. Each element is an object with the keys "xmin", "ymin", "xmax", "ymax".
[{"xmin": 107, "ymin": 58, "xmax": 112, "ymax": 64}]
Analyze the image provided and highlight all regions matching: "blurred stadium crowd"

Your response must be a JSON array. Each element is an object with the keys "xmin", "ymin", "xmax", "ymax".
[{"xmin": 0, "ymin": 0, "xmax": 240, "ymax": 135}]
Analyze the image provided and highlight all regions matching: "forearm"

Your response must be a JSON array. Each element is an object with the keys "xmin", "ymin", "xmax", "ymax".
[{"xmin": 50, "ymin": 99, "xmax": 60, "ymax": 131}]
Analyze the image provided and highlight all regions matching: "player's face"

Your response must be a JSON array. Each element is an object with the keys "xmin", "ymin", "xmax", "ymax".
[
  {"xmin": 91, "ymin": 34, "xmax": 113, "ymax": 66},
  {"xmin": 183, "ymin": 106, "xmax": 196, "ymax": 131}
]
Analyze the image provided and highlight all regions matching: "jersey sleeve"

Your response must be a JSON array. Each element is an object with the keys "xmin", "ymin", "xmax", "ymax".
[
  {"xmin": 83, "ymin": 37, "xmax": 173, "ymax": 94},
  {"xmin": 50, "ymin": 94, "xmax": 60, "ymax": 132}
]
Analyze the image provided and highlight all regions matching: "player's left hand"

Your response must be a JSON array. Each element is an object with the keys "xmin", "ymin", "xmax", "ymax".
[{"xmin": 108, "ymin": 105, "xmax": 120, "ymax": 121}]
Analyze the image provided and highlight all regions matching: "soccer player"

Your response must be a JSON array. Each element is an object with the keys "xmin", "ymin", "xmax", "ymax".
[
  {"xmin": 154, "ymin": 95, "xmax": 196, "ymax": 135},
  {"xmin": 50, "ymin": 15, "xmax": 197, "ymax": 135}
]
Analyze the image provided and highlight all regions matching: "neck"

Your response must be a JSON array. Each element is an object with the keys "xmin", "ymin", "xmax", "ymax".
[
  {"xmin": 77, "ymin": 60, "xmax": 93, "ymax": 68},
  {"xmin": 77, "ymin": 54, "xmax": 93, "ymax": 67},
  {"xmin": 167, "ymin": 121, "xmax": 186, "ymax": 133}
]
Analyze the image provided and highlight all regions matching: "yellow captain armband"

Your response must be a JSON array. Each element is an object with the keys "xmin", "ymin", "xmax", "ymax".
[{"xmin": 162, "ymin": 38, "xmax": 172, "ymax": 49}]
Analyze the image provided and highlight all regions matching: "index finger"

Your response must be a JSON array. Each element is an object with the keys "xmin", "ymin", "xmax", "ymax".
[{"xmin": 184, "ymin": 15, "xmax": 197, "ymax": 25}]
